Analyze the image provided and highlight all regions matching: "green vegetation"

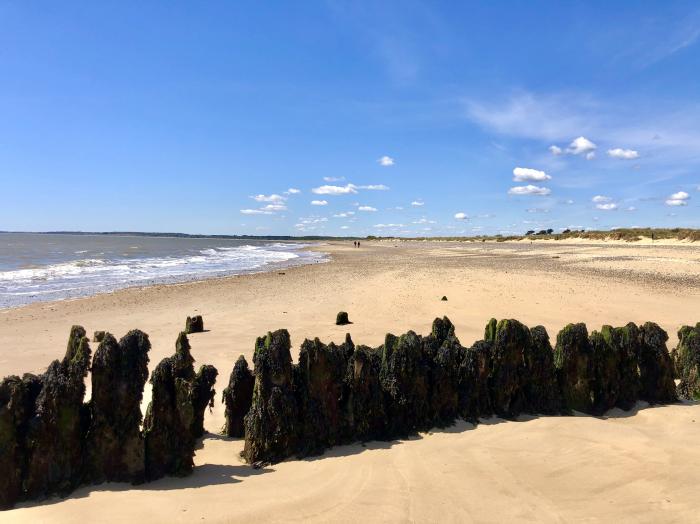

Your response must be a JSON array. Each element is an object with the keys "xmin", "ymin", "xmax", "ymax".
[{"xmin": 370, "ymin": 228, "xmax": 700, "ymax": 243}]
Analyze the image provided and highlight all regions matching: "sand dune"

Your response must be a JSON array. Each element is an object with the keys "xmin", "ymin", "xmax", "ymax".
[{"xmin": 2, "ymin": 241, "xmax": 700, "ymax": 522}]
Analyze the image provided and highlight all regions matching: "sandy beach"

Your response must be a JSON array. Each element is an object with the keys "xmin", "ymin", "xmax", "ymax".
[{"xmin": 2, "ymin": 240, "xmax": 700, "ymax": 523}]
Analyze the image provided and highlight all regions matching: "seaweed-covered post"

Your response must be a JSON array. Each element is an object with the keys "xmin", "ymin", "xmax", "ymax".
[
  {"xmin": 589, "ymin": 325, "xmax": 623, "ymax": 414},
  {"xmin": 525, "ymin": 326, "xmax": 560, "ymax": 414},
  {"xmin": 344, "ymin": 344, "xmax": 386, "ymax": 441},
  {"xmin": 222, "ymin": 356, "xmax": 255, "ymax": 438},
  {"xmin": 637, "ymin": 322, "xmax": 677, "ymax": 403},
  {"xmin": 243, "ymin": 329, "xmax": 299, "ymax": 464},
  {"xmin": 144, "ymin": 332, "xmax": 218, "ymax": 479},
  {"xmin": 676, "ymin": 323, "xmax": 700, "ymax": 400},
  {"xmin": 380, "ymin": 331, "xmax": 431, "ymax": 436},
  {"xmin": 86, "ymin": 330, "xmax": 150, "ymax": 484},
  {"xmin": 426, "ymin": 317, "xmax": 463, "ymax": 425},
  {"xmin": 0, "ymin": 374, "xmax": 42, "ymax": 509},
  {"xmin": 554, "ymin": 323, "xmax": 594, "ymax": 414},
  {"xmin": 296, "ymin": 337, "xmax": 350, "ymax": 456},
  {"xmin": 143, "ymin": 351, "xmax": 195, "ymax": 480},
  {"xmin": 24, "ymin": 327, "xmax": 92, "ymax": 499},
  {"xmin": 488, "ymin": 319, "xmax": 529, "ymax": 417},
  {"xmin": 191, "ymin": 364, "xmax": 218, "ymax": 438},
  {"xmin": 185, "ymin": 315, "xmax": 204, "ymax": 334},
  {"xmin": 459, "ymin": 340, "xmax": 493, "ymax": 421}
]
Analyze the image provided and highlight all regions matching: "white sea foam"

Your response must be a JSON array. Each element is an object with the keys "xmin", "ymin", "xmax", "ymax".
[{"xmin": 0, "ymin": 242, "xmax": 323, "ymax": 308}]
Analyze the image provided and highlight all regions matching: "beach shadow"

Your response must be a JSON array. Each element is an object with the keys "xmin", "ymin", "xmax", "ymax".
[{"xmin": 14, "ymin": 434, "xmax": 272, "ymax": 510}]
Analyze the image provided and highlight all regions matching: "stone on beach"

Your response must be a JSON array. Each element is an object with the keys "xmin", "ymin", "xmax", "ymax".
[{"xmin": 336, "ymin": 311, "xmax": 350, "ymax": 325}]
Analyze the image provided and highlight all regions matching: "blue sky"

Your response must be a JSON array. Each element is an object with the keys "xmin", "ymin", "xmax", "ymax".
[{"xmin": 1, "ymin": 1, "xmax": 699, "ymax": 236}]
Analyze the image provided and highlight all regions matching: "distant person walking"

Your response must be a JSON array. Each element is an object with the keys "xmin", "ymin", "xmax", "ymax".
[{"xmin": 353, "ymin": 241, "xmax": 357, "ymax": 248}]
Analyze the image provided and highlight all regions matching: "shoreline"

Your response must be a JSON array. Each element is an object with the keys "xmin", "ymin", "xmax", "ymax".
[
  {"xmin": 0, "ymin": 239, "xmax": 329, "ymax": 310},
  {"xmin": 2, "ymin": 240, "xmax": 700, "ymax": 522}
]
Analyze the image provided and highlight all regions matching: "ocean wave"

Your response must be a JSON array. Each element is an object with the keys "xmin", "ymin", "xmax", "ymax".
[{"xmin": 0, "ymin": 243, "xmax": 322, "ymax": 307}]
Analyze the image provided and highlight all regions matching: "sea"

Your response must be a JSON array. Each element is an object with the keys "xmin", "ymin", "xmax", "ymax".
[{"xmin": 0, "ymin": 233, "xmax": 325, "ymax": 308}]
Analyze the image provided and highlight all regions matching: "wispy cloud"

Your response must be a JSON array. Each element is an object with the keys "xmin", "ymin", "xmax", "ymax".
[
  {"xmin": 513, "ymin": 167, "xmax": 551, "ymax": 182},
  {"xmin": 508, "ymin": 185, "xmax": 551, "ymax": 196},
  {"xmin": 240, "ymin": 209, "xmax": 272, "ymax": 215},
  {"xmin": 378, "ymin": 155, "xmax": 395, "ymax": 166},
  {"xmin": 359, "ymin": 184, "xmax": 390, "ymax": 190},
  {"xmin": 251, "ymin": 193, "xmax": 287, "ymax": 203},
  {"xmin": 358, "ymin": 205, "xmax": 377, "ymax": 212},
  {"xmin": 311, "ymin": 200, "xmax": 328, "ymax": 206},
  {"xmin": 312, "ymin": 184, "xmax": 358, "ymax": 195},
  {"xmin": 607, "ymin": 148, "xmax": 639, "ymax": 160}
]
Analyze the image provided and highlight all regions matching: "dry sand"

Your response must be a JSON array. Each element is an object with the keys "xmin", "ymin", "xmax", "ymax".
[{"xmin": 2, "ymin": 240, "xmax": 700, "ymax": 523}]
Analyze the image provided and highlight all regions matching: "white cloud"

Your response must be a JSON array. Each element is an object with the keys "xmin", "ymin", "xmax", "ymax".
[
  {"xmin": 340, "ymin": 225, "xmax": 350, "ymax": 230},
  {"xmin": 378, "ymin": 156, "xmax": 395, "ymax": 166},
  {"xmin": 358, "ymin": 206, "xmax": 377, "ymax": 212},
  {"xmin": 359, "ymin": 184, "xmax": 390, "ymax": 190},
  {"xmin": 513, "ymin": 167, "xmax": 551, "ymax": 182},
  {"xmin": 311, "ymin": 200, "xmax": 328, "ymax": 206},
  {"xmin": 323, "ymin": 176, "xmax": 345, "ymax": 182},
  {"xmin": 586, "ymin": 151, "xmax": 596, "ymax": 160},
  {"xmin": 666, "ymin": 191, "xmax": 690, "ymax": 206},
  {"xmin": 454, "ymin": 212, "xmax": 468, "ymax": 220},
  {"xmin": 567, "ymin": 136, "xmax": 597, "ymax": 156},
  {"xmin": 333, "ymin": 212, "xmax": 355, "ymax": 218},
  {"xmin": 607, "ymin": 148, "xmax": 639, "ymax": 159},
  {"xmin": 465, "ymin": 92, "xmax": 590, "ymax": 141},
  {"xmin": 411, "ymin": 200, "xmax": 424, "ymax": 207},
  {"xmin": 596, "ymin": 203, "xmax": 618, "ymax": 210},
  {"xmin": 252, "ymin": 193, "xmax": 286, "ymax": 203},
  {"xmin": 240, "ymin": 209, "xmax": 272, "ymax": 215},
  {"xmin": 565, "ymin": 199, "xmax": 575, "ymax": 204},
  {"xmin": 549, "ymin": 145, "xmax": 562, "ymax": 156},
  {"xmin": 626, "ymin": 206, "xmax": 637, "ymax": 211},
  {"xmin": 312, "ymin": 184, "xmax": 358, "ymax": 195},
  {"xmin": 374, "ymin": 223, "xmax": 405, "ymax": 228},
  {"xmin": 508, "ymin": 185, "xmax": 551, "ymax": 196},
  {"xmin": 592, "ymin": 195, "xmax": 612, "ymax": 203},
  {"xmin": 286, "ymin": 188, "xmax": 301, "ymax": 194},
  {"xmin": 261, "ymin": 203, "xmax": 287, "ymax": 212},
  {"xmin": 413, "ymin": 217, "xmax": 436, "ymax": 224}
]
